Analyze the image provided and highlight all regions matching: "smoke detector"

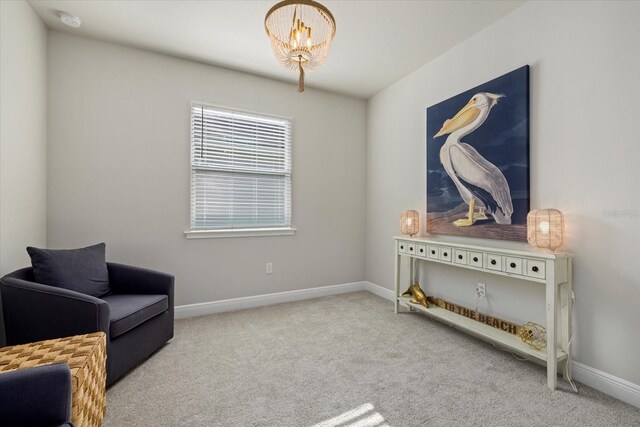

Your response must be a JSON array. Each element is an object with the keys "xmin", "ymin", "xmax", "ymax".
[{"xmin": 59, "ymin": 11, "xmax": 81, "ymax": 28}]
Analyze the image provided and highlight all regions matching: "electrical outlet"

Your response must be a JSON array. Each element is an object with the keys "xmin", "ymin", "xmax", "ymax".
[
  {"xmin": 476, "ymin": 282, "xmax": 486, "ymax": 298},
  {"xmin": 266, "ymin": 263, "xmax": 273, "ymax": 274}
]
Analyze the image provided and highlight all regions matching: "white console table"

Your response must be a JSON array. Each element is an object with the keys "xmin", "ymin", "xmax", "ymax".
[{"xmin": 393, "ymin": 236, "xmax": 573, "ymax": 390}]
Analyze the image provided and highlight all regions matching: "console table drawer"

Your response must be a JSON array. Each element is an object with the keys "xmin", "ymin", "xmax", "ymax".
[
  {"xmin": 526, "ymin": 259, "xmax": 546, "ymax": 279},
  {"xmin": 505, "ymin": 257, "xmax": 523, "ymax": 275},
  {"xmin": 485, "ymin": 253, "xmax": 502, "ymax": 271},
  {"xmin": 468, "ymin": 252, "xmax": 483, "ymax": 267},
  {"xmin": 395, "ymin": 238, "xmax": 550, "ymax": 283},
  {"xmin": 439, "ymin": 247, "xmax": 452, "ymax": 262},
  {"xmin": 406, "ymin": 242, "xmax": 417, "ymax": 255},
  {"xmin": 427, "ymin": 245, "xmax": 439, "ymax": 259},
  {"xmin": 454, "ymin": 249, "xmax": 467, "ymax": 265}
]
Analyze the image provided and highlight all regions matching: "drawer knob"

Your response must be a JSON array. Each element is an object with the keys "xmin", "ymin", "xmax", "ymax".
[
  {"xmin": 400, "ymin": 245, "xmax": 404, "ymax": 249},
  {"xmin": 510, "ymin": 262, "xmax": 517, "ymax": 268},
  {"xmin": 443, "ymin": 252, "xmax": 448, "ymax": 257},
  {"xmin": 431, "ymin": 250, "xmax": 436, "ymax": 255},
  {"xmin": 532, "ymin": 266, "xmax": 539, "ymax": 272},
  {"xmin": 473, "ymin": 257, "xmax": 479, "ymax": 262},
  {"xmin": 491, "ymin": 259, "xmax": 497, "ymax": 265},
  {"xmin": 420, "ymin": 248, "xmax": 424, "ymax": 253},
  {"xmin": 458, "ymin": 255, "xmax": 463, "ymax": 260}
]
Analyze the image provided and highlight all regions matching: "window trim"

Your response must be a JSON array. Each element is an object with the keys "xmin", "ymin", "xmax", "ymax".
[
  {"xmin": 184, "ymin": 227, "xmax": 297, "ymax": 239},
  {"xmin": 186, "ymin": 101, "xmax": 295, "ymax": 238}
]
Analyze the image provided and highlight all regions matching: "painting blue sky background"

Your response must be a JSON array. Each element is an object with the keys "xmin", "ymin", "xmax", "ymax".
[{"xmin": 426, "ymin": 65, "xmax": 530, "ymax": 225}]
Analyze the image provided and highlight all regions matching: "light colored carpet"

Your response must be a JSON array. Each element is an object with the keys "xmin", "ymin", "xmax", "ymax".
[{"xmin": 104, "ymin": 292, "xmax": 640, "ymax": 426}]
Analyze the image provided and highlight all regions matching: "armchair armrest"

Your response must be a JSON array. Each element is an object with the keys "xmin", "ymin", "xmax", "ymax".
[
  {"xmin": 107, "ymin": 263, "xmax": 174, "ymax": 301},
  {"xmin": 0, "ymin": 363, "xmax": 72, "ymax": 427},
  {"xmin": 0, "ymin": 277, "xmax": 110, "ymax": 346}
]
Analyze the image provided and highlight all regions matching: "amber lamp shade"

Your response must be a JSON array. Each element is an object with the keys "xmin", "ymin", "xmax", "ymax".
[
  {"xmin": 527, "ymin": 209, "xmax": 564, "ymax": 251},
  {"xmin": 400, "ymin": 210, "xmax": 420, "ymax": 237}
]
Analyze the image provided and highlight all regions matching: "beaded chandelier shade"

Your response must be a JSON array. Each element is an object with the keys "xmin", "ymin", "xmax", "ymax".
[{"xmin": 265, "ymin": 0, "xmax": 336, "ymax": 92}]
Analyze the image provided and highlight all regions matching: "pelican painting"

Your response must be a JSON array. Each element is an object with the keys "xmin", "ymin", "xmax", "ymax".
[
  {"xmin": 426, "ymin": 66, "xmax": 530, "ymax": 242},
  {"xmin": 434, "ymin": 92, "xmax": 512, "ymax": 227}
]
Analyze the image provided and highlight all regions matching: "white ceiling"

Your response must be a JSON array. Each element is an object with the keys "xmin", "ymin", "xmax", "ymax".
[{"xmin": 28, "ymin": 0, "xmax": 524, "ymax": 98}]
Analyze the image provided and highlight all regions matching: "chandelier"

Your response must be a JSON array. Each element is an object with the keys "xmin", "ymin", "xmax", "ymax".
[{"xmin": 265, "ymin": 0, "xmax": 336, "ymax": 92}]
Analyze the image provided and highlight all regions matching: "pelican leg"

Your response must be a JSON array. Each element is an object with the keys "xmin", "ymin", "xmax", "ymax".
[
  {"xmin": 453, "ymin": 198, "xmax": 477, "ymax": 227},
  {"xmin": 474, "ymin": 207, "xmax": 489, "ymax": 221}
]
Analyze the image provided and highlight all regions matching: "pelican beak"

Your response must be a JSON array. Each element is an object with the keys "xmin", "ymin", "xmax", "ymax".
[{"xmin": 434, "ymin": 98, "xmax": 480, "ymax": 138}]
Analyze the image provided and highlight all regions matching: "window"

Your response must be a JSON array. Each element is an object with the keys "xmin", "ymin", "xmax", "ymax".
[{"xmin": 186, "ymin": 103, "xmax": 293, "ymax": 238}]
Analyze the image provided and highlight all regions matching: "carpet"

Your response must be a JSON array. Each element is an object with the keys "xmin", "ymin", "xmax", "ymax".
[{"xmin": 104, "ymin": 292, "xmax": 640, "ymax": 426}]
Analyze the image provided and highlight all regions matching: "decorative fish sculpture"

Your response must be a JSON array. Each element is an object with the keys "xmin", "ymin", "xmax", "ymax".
[{"xmin": 402, "ymin": 282, "xmax": 429, "ymax": 309}]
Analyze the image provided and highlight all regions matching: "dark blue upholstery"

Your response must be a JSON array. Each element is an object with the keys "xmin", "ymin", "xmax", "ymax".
[
  {"xmin": 0, "ymin": 263, "xmax": 174, "ymax": 386},
  {"xmin": 27, "ymin": 243, "xmax": 110, "ymax": 297},
  {"xmin": 0, "ymin": 363, "xmax": 74, "ymax": 427},
  {"xmin": 102, "ymin": 294, "xmax": 168, "ymax": 338}
]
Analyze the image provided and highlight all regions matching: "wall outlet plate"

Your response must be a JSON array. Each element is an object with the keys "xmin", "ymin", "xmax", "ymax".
[{"xmin": 266, "ymin": 263, "xmax": 273, "ymax": 274}]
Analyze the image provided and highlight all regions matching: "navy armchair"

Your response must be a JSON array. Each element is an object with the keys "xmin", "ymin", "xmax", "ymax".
[
  {"xmin": 0, "ymin": 263, "xmax": 174, "ymax": 386},
  {"xmin": 0, "ymin": 363, "xmax": 74, "ymax": 427}
]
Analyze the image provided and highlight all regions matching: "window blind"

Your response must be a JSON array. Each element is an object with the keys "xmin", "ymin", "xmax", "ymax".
[{"xmin": 190, "ymin": 104, "xmax": 292, "ymax": 230}]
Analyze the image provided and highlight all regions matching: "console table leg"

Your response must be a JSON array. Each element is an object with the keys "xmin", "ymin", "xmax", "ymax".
[
  {"xmin": 394, "ymin": 252, "xmax": 400, "ymax": 313},
  {"xmin": 562, "ymin": 259, "xmax": 573, "ymax": 382},
  {"xmin": 546, "ymin": 272, "xmax": 558, "ymax": 390}
]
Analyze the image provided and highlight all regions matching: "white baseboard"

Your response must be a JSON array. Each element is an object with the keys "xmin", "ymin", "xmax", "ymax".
[
  {"xmin": 176, "ymin": 279, "xmax": 640, "ymax": 409},
  {"xmin": 175, "ymin": 281, "xmax": 366, "ymax": 319},
  {"xmin": 364, "ymin": 281, "xmax": 395, "ymax": 301},
  {"xmin": 572, "ymin": 361, "xmax": 640, "ymax": 408}
]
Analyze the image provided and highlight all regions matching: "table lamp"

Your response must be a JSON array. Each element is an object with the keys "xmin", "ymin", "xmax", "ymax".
[
  {"xmin": 527, "ymin": 209, "xmax": 564, "ymax": 251},
  {"xmin": 400, "ymin": 210, "xmax": 419, "ymax": 237}
]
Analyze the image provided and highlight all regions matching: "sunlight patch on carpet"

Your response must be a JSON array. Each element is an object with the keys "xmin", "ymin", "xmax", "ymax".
[{"xmin": 311, "ymin": 403, "xmax": 389, "ymax": 427}]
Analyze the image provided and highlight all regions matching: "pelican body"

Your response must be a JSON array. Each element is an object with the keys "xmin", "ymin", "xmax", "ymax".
[{"xmin": 434, "ymin": 92, "xmax": 513, "ymax": 226}]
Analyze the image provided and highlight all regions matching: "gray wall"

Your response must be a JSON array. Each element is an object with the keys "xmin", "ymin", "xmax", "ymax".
[
  {"xmin": 366, "ymin": 1, "xmax": 640, "ymax": 385},
  {"xmin": 0, "ymin": 0, "xmax": 48, "ymax": 345},
  {"xmin": 0, "ymin": 0, "xmax": 48, "ymax": 275},
  {"xmin": 47, "ymin": 32, "xmax": 366, "ymax": 307}
]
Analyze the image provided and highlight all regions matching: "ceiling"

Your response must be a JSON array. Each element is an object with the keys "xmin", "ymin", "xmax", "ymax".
[{"xmin": 28, "ymin": 0, "xmax": 524, "ymax": 98}]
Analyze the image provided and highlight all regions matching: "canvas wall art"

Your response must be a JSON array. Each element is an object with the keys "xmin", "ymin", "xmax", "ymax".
[{"xmin": 426, "ymin": 65, "xmax": 530, "ymax": 242}]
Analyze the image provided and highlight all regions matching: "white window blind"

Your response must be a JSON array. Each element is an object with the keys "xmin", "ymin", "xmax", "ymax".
[{"xmin": 190, "ymin": 104, "xmax": 292, "ymax": 230}]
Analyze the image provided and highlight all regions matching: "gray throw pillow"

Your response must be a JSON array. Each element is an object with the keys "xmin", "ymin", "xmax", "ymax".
[{"xmin": 26, "ymin": 243, "xmax": 110, "ymax": 297}]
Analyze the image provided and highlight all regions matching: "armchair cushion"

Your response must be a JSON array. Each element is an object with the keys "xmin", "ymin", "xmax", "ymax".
[
  {"xmin": 102, "ymin": 294, "xmax": 168, "ymax": 338},
  {"xmin": 27, "ymin": 243, "xmax": 110, "ymax": 297}
]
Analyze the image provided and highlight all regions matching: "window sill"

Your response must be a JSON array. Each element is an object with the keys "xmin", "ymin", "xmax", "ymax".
[{"xmin": 184, "ymin": 227, "xmax": 297, "ymax": 239}]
